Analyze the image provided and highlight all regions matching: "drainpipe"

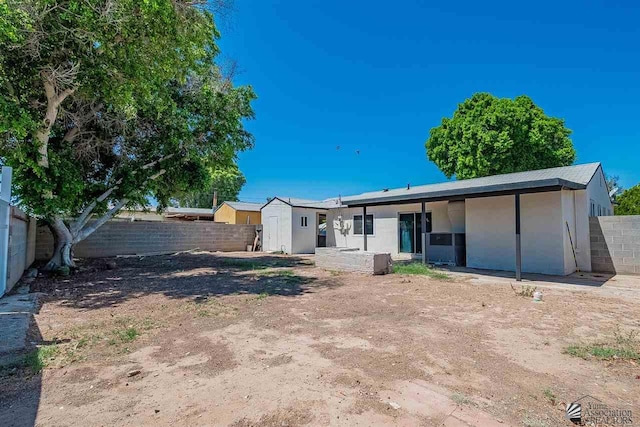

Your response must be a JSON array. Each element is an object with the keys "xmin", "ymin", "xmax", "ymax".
[{"xmin": 515, "ymin": 193, "xmax": 522, "ymax": 281}]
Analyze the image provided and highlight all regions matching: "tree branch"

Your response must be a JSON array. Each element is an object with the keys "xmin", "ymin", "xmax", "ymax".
[
  {"xmin": 74, "ymin": 198, "xmax": 129, "ymax": 243},
  {"xmin": 36, "ymin": 72, "xmax": 77, "ymax": 167},
  {"xmin": 63, "ymin": 126, "xmax": 80, "ymax": 143},
  {"xmin": 70, "ymin": 184, "xmax": 122, "ymax": 235},
  {"xmin": 142, "ymin": 154, "xmax": 174, "ymax": 170}
]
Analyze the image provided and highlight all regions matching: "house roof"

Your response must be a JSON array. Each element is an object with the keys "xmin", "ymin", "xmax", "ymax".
[
  {"xmin": 341, "ymin": 163, "xmax": 602, "ymax": 207},
  {"xmin": 262, "ymin": 197, "xmax": 341, "ymax": 210},
  {"xmin": 221, "ymin": 201, "xmax": 262, "ymax": 212}
]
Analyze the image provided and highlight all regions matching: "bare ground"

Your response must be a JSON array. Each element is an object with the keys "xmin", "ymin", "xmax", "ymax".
[{"xmin": 0, "ymin": 251, "xmax": 638, "ymax": 427}]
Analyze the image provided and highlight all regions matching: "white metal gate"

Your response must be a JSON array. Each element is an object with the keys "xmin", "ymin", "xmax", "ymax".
[{"xmin": 0, "ymin": 166, "xmax": 12, "ymax": 297}]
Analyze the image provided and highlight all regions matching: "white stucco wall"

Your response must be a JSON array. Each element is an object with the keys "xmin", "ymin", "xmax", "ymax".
[
  {"xmin": 560, "ymin": 189, "xmax": 596, "ymax": 274},
  {"xmin": 587, "ymin": 166, "xmax": 614, "ymax": 217},
  {"xmin": 291, "ymin": 207, "xmax": 324, "ymax": 254},
  {"xmin": 465, "ymin": 196, "xmax": 516, "ymax": 272},
  {"xmin": 326, "ymin": 201, "xmax": 452, "ymax": 257},
  {"xmin": 466, "ymin": 192, "xmax": 567, "ymax": 275},
  {"xmin": 521, "ymin": 192, "xmax": 565, "ymax": 275},
  {"xmin": 261, "ymin": 199, "xmax": 292, "ymax": 253},
  {"xmin": 572, "ymin": 189, "xmax": 591, "ymax": 272}
]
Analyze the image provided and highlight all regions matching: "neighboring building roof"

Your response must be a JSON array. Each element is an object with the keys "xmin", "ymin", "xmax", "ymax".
[
  {"xmin": 220, "ymin": 201, "xmax": 262, "ymax": 212},
  {"xmin": 165, "ymin": 207, "xmax": 214, "ymax": 216},
  {"xmin": 262, "ymin": 197, "xmax": 342, "ymax": 210},
  {"xmin": 341, "ymin": 163, "xmax": 602, "ymax": 207}
]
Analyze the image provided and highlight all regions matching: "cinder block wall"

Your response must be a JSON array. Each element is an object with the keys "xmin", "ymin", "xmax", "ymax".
[
  {"xmin": 36, "ymin": 220, "xmax": 257, "ymax": 260},
  {"xmin": 590, "ymin": 216, "xmax": 640, "ymax": 274},
  {"xmin": 7, "ymin": 207, "xmax": 36, "ymax": 292}
]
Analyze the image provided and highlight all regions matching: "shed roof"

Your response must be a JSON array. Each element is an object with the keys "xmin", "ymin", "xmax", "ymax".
[
  {"xmin": 262, "ymin": 197, "xmax": 341, "ymax": 210},
  {"xmin": 341, "ymin": 163, "xmax": 601, "ymax": 207},
  {"xmin": 223, "ymin": 201, "xmax": 262, "ymax": 212}
]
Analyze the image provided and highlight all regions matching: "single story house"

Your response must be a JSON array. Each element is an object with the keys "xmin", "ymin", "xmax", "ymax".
[
  {"xmin": 214, "ymin": 201, "xmax": 262, "ymax": 224},
  {"xmin": 261, "ymin": 197, "xmax": 339, "ymax": 253},
  {"xmin": 262, "ymin": 163, "xmax": 613, "ymax": 277}
]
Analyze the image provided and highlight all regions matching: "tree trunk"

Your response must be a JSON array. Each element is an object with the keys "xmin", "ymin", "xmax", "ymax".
[{"xmin": 44, "ymin": 218, "xmax": 76, "ymax": 271}]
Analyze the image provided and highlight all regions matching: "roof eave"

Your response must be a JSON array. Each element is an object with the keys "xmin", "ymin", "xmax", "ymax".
[{"xmin": 343, "ymin": 179, "xmax": 586, "ymax": 207}]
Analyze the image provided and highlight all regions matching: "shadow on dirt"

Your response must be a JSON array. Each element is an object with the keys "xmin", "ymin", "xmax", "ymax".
[
  {"xmin": 0, "ymin": 319, "xmax": 43, "ymax": 427},
  {"xmin": 31, "ymin": 253, "xmax": 338, "ymax": 310}
]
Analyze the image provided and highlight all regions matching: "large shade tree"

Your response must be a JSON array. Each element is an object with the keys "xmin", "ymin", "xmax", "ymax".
[
  {"xmin": 0, "ymin": 0, "xmax": 255, "ymax": 269},
  {"xmin": 174, "ymin": 163, "xmax": 246, "ymax": 209},
  {"xmin": 614, "ymin": 185, "xmax": 640, "ymax": 215},
  {"xmin": 426, "ymin": 93, "xmax": 576, "ymax": 179}
]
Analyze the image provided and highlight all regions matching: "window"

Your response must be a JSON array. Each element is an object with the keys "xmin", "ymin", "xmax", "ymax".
[
  {"xmin": 598, "ymin": 204, "xmax": 602, "ymax": 216},
  {"xmin": 590, "ymin": 200, "xmax": 596, "ymax": 217},
  {"xmin": 300, "ymin": 216, "xmax": 308, "ymax": 227},
  {"xmin": 353, "ymin": 214, "xmax": 373, "ymax": 235}
]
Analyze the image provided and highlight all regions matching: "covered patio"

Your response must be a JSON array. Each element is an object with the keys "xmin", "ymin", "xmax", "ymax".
[{"xmin": 336, "ymin": 163, "xmax": 607, "ymax": 280}]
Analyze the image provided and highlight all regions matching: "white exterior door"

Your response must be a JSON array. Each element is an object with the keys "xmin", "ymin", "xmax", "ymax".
[{"xmin": 266, "ymin": 216, "xmax": 279, "ymax": 251}]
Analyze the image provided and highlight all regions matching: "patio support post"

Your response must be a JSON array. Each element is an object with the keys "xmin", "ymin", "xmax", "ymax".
[
  {"xmin": 363, "ymin": 206, "xmax": 368, "ymax": 251},
  {"xmin": 421, "ymin": 201, "xmax": 427, "ymax": 264},
  {"xmin": 515, "ymin": 193, "xmax": 522, "ymax": 281}
]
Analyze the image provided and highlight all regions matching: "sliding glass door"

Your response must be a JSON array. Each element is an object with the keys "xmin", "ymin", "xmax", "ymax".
[
  {"xmin": 399, "ymin": 214, "xmax": 415, "ymax": 253},
  {"xmin": 399, "ymin": 212, "xmax": 432, "ymax": 254}
]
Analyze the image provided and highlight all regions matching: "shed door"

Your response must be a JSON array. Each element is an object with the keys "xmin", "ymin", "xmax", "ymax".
[{"xmin": 266, "ymin": 216, "xmax": 279, "ymax": 251}]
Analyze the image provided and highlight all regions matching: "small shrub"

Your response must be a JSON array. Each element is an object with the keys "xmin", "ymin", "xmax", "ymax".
[
  {"xmin": 510, "ymin": 283, "xmax": 536, "ymax": 298},
  {"xmin": 543, "ymin": 388, "xmax": 556, "ymax": 405},
  {"xmin": 392, "ymin": 262, "xmax": 449, "ymax": 280},
  {"xmin": 27, "ymin": 346, "xmax": 58, "ymax": 372},
  {"xmin": 0, "ymin": 345, "xmax": 61, "ymax": 374},
  {"xmin": 110, "ymin": 327, "xmax": 139, "ymax": 345}
]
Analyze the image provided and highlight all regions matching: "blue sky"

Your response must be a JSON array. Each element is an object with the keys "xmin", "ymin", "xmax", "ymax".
[{"xmin": 217, "ymin": 0, "xmax": 640, "ymax": 203}]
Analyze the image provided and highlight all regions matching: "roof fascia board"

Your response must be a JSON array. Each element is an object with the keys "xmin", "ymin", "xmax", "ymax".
[
  {"xmin": 344, "ymin": 181, "xmax": 585, "ymax": 207},
  {"xmin": 260, "ymin": 197, "xmax": 292, "ymax": 210}
]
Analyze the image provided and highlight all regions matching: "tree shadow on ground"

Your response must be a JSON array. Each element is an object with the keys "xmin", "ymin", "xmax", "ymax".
[
  {"xmin": 0, "ymin": 318, "xmax": 43, "ymax": 427},
  {"xmin": 31, "ymin": 253, "xmax": 339, "ymax": 310}
]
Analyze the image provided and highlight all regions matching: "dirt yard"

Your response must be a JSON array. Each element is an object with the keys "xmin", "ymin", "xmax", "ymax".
[{"xmin": 1, "ymin": 252, "xmax": 638, "ymax": 427}]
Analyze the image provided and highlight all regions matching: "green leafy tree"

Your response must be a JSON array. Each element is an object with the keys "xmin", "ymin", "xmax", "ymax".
[
  {"xmin": 174, "ymin": 164, "xmax": 246, "ymax": 209},
  {"xmin": 614, "ymin": 185, "xmax": 640, "ymax": 215},
  {"xmin": 426, "ymin": 93, "xmax": 576, "ymax": 179},
  {"xmin": 0, "ymin": 0, "xmax": 255, "ymax": 269}
]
